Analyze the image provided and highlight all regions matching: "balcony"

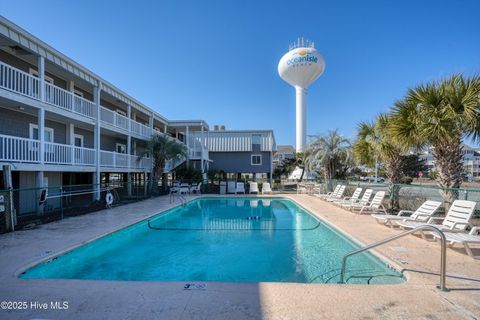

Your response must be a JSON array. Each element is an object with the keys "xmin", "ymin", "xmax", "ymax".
[
  {"xmin": 0, "ymin": 60, "xmax": 154, "ymax": 139},
  {"xmin": 0, "ymin": 134, "xmax": 151, "ymax": 170}
]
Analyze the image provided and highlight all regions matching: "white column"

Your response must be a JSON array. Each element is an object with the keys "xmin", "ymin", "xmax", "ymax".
[
  {"xmin": 38, "ymin": 56, "xmax": 45, "ymax": 102},
  {"xmin": 200, "ymin": 126, "xmax": 204, "ymax": 174},
  {"xmin": 69, "ymin": 123, "xmax": 74, "ymax": 165},
  {"xmin": 93, "ymin": 83, "xmax": 101, "ymax": 200},
  {"xmin": 127, "ymin": 105, "xmax": 132, "ymax": 169},
  {"xmin": 295, "ymin": 86, "xmax": 307, "ymax": 152},
  {"xmin": 38, "ymin": 108, "xmax": 45, "ymax": 164},
  {"xmin": 149, "ymin": 113, "xmax": 154, "ymax": 175},
  {"xmin": 37, "ymin": 107, "xmax": 45, "ymax": 215},
  {"xmin": 69, "ymin": 80, "xmax": 75, "ymax": 110}
]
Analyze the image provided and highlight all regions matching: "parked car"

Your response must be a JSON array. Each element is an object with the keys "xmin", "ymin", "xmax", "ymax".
[{"xmin": 361, "ymin": 176, "xmax": 385, "ymax": 183}]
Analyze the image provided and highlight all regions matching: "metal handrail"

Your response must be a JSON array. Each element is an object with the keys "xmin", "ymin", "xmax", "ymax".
[{"xmin": 339, "ymin": 225, "xmax": 448, "ymax": 291}]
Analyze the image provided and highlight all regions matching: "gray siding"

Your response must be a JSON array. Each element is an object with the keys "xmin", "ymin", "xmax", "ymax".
[
  {"xmin": 101, "ymin": 135, "xmax": 127, "ymax": 152},
  {"xmin": 0, "ymin": 51, "xmax": 67, "ymax": 89},
  {"xmin": 45, "ymin": 119, "xmax": 66, "ymax": 144},
  {"xmin": 74, "ymin": 127, "xmax": 94, "ymax": 148},
  {"xmin": 0, "ymin": 107, "xmax": 65, "ymax": 143},
  {"xmin": 0, "ymin": 107, "xmax": 36, "ymax": 138},
  {"xmin": 209, "ymin": 151, "xmax": 272, "ymax": 173}
]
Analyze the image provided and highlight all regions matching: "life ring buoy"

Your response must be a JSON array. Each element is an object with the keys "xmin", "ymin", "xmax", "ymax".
[{"xmin": 105, "ymin": 192, "xmax": 114, "ymax": 206}]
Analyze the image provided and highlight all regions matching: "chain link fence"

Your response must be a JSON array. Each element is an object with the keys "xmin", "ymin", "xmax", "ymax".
[{"xmin": 313, "ymin": 179, "xmax": 480, "ymax": 217}]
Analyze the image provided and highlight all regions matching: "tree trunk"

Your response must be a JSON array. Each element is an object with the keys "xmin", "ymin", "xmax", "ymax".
[
  {"xmin": 385, "ymin": 153, "xmax": 403, "ymax": 211},
  {"xmin": 433, "ymin": 137, "xmax": 463, "ymax": 208}
]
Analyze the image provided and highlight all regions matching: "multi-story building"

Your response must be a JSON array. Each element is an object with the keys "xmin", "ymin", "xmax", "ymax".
[
  {"xmin": 420, "ymin": 144, "xmax": 480, "ymax": 179},
  {"xmin": 194, "ymin": 128, "xmax": 276, "ymax": 180},
  {"xmin": 0, "ymin": 16, "xmax": 275, "ymax": 215},
  {"xmin": 273, "ymin": 145, "xmax": 295, "ymax": 168}
]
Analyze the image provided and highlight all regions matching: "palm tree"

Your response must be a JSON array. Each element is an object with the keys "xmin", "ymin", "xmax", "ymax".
[
  {"xmin": 390, "ymin": 74, "xmax": 480, "ymax": 205},
  {"xmin": 308, "ymin": 129, "xmax": 351, "ymax": 185},
  {"xmin": 138, "ymin": 134, "xmax": 187, "ymax": 192},
  {"xmin": 353, "ymin": 114, "xmax": 405, "ymax": 209},
  {"xmin": 276, "ymin": 152, "xmax": 310, "ymax": 181}
]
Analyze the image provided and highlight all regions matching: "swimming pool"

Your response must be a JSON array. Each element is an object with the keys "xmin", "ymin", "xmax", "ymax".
[{"xmin": 21, "ymin": 197, "xmax": 404, "ymax": 284}]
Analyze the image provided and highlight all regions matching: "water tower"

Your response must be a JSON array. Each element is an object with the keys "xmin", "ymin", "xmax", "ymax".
[{"xmin": 278, "ymin": 38, "xmax": 325, "ymax": 152}]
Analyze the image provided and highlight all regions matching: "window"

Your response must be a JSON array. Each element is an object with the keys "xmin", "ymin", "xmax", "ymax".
[
  {"xmin": 29, "ymin": 68, "xmax": 54, "ymax": 84},
  {"xmin": 74, "ymin": 134, "xmax": 84, "ymax": 147},
  {"xmin": 251, "ymin": 154, "xmax": 262, "ymax": 166},
  {"xmin": 116, "ymin": 143, "xmax": 127, "ymax": 154},
  {"xmin": 29, "ymin": 124, "xmax": 54, "ymax": 142},
  {"xmin": 252, "ymin": 134, "xmax": 261, "ymax": 145},
  {"xmin": 73, "ymin": 89, "xmax": 84, "ymax": 98},
  {"xmin": 116, "ymin": 109, "xmax": 127, "ymax": 117}
]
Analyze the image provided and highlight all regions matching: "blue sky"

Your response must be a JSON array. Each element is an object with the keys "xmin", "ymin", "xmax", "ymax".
[{"xmin": 2, "ymin": 0, "xmax": 479, "ymax": 146}]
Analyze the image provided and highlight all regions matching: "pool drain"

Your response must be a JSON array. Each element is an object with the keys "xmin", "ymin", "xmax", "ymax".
[{"xmin": 184, "ymin": 283, "xmax": 206, "ymax": 290}]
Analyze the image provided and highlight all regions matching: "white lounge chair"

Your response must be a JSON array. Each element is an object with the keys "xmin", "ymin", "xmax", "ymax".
[
  {"xmin": 297, "ymin": 182, "xmax": 307, "ymax": 194},
  {"xmin": 326, "ymin": 185, "xmax": 346, "ymax": 202},
  {"xmin": 262, "ymin": 182, "xmax": 272, "ymax": 194},
  {"xmin": 333, "ymin": 187, "xmax": 363, "ymax": 206},
  {"xmin": 227, "ymin": 181, "xmax": 236, "ymax": 194},
  {"xmin": 397, "ymin": 200, "xmax": 476, "ymax": 236},
  {"xmin": 316, "ymin": 185, "xmax": 341, "ymax": 199},
  {"xmin": 236, "ymin": 182, "xmax": 246, "ymax": 194},
  {"xmin": 190, "ymin": 182, "xmax": 202, "ymax": 194},
  {"xmin": 371, "ymin": 200, "xmax": 442, "ymax": 227},
  {"xmin": 179, "ymin": 182, "xmax": 190, "ymax": 195},
  {"xmin": 342, "ymin": 189, "xmax": 373, "ymax": 209},
  {"xmin": 349, "ymin": 191, "xmax": 386, "ymax": 214},
  {"xmin": 249, "ymin": 182, "xmax": 259, "ymax": 194},
  {"xmin": 432, "ymin": 227, "xmax": 480, "ymax": 259}
]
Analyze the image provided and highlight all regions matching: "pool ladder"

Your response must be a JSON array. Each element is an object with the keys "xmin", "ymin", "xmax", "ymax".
[
  {"xmin": 169, "ymin": 191, "xmax": 187, "ymax": 206},
  {"xmin": 339, "ymin": 225, "xmax": 448, "ymax": 291}
]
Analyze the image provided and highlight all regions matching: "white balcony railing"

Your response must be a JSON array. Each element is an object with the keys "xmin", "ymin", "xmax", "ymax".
[
  {"xmin": 44, "ymin": 141, "xmax": 73, "ymax": 164},
  {"xmin": 100, "ymin": 106, "xmax": 129, "ymax": 131},
  {"xmin": 1, "ymin": 61, "xmax": 159, "ymax": 139},
  {"xmin": 0, "ymin": 134, "xmax": 40, "ymax": 163},
  {"xmin": 130, "ymin": 154, "xmax": 152, "ymax": 169},
  {"xmin": 0, "ymin": 134, "xmax": 152, "ymax": 170},
  {"xmin": 130, "ymin": 119, "xmax": 152, "ymax": 138},
  {"xmin": 74, "ymin": 146, "xmax": 96, "ymax": 166},
  {"xmin": 0, "ymin": 61, "xmax": 40, "ymax": 99},
  {"xmin": 100, "ymin": 150, "xmax": 130, "ymax": 168}
]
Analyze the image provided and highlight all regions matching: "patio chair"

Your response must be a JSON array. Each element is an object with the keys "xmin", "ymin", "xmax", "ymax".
[
  {"xmin": 371, "ymin": 200, "xmax": 442, "ymax": 227},
  {"xmin": 249, "ymin": 182, "xmax": 259, "ymax": 194},
  {"xmin": 432, "ymin": 227, "xmax": 480, "ymax": 260},
  {"xmin": 397, "ymin": 200, "xmax": 476, "ymax": 236},
  {"xmin": 316, "ymin": 185, "xmax": 341, "ymax": 199},
  {"xmin": 349, "ymin": 191, "xmax": 386, "ymax": 214},
  {"xmin": 190, "ymin": 182, "xmax": 202, "ymax": 194},
  {"xmin": 326, "ymin": 185, "xmax": 346, "ymax": 202},
  {"xmin": 227, "ymin": 181, "xmax": 236, "ymax": 194},
  {"xmin": 262, "ymin": 182, "xmax": 272, "ymax": 194},
  {"xmin": 236, "ymin": 182, "xmax": 246, "ymax": 194},
  {"xmin": 297, "ymin": 182, "xmax": 307, "ymax": 194},
  {"xmin": 333, "ymin": 187, "xmax": 363, "ymax": 206},
  {"xmin": 342, "ymin": 189, "xmax": 372, "ymax": 209}
]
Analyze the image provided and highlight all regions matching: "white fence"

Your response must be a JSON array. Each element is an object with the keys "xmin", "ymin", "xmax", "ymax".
[
  {"xmin": 0, "ymin": 61, "xmax": 40, "ymax": 99},
  {"xmin": 1, "ymin": 61, "xmax": 154, "ymax": 138},
  {"xmin": 0, "ymin": 134, "xmax": 40, "ymax": 163},
  {"xmin": 0, "ymin": 134, "xmax": 151, "ymax": 170}
]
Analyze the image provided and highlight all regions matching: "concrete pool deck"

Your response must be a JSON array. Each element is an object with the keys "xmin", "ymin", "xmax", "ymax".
[{"xmin": 0, "ymin": 194, "xmax": 479, "ymax": 319}]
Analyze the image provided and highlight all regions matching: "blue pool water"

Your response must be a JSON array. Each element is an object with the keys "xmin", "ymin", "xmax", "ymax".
[{"xmin": 21, "ymin": 198, "xmax": 404, "ymax": 284}]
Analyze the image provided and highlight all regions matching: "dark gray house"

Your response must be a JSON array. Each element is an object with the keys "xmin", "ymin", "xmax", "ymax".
[{"xmin": 192, "ymin": 129, "xmax": 276, "ymax": 180}]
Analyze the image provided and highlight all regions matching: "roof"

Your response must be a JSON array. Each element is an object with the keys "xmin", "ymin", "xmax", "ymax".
[{"xmin": 276, "ymin": 145, "xmax": 295, "ymax": 154}]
